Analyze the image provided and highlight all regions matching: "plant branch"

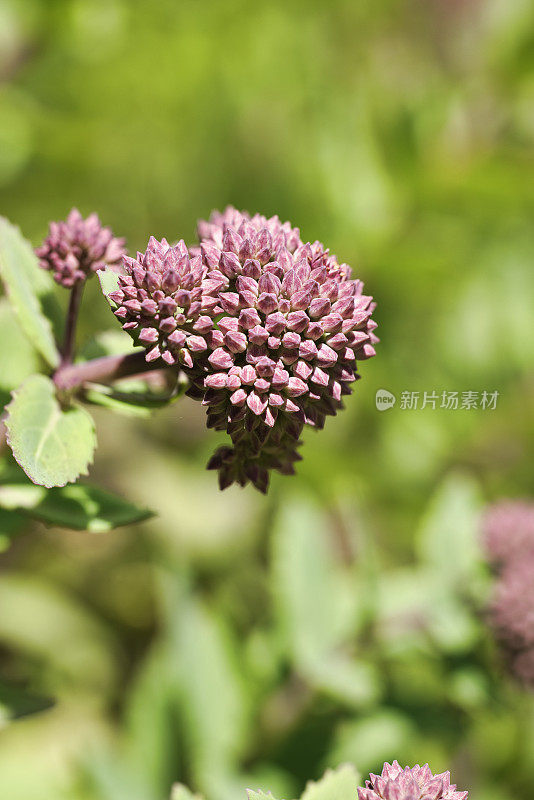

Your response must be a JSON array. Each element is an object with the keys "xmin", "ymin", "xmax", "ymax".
[
  {"xmin": 61, "ymin": 282, "xmax": 84, "ymax": 365},
  {"xmin": 53, "ymin": 351, "xmax": 173, "ymax": 393}
]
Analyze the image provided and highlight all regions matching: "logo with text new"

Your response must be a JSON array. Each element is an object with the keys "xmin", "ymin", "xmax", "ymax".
[{"xmin": 375, "ymin": 389, "xmax": 396, "ymax": 411}]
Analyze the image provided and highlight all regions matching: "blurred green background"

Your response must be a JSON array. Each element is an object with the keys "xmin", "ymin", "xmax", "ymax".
[{"xmin": 1, "ymin": 0, "xmax": 534, "ymax": 798}]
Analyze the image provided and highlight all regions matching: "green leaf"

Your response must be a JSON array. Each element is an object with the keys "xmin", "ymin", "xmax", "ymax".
[
  {"xmin": 0, "ymin": 481, "xmax": 153, "ymax": 532},
  {"xmin": 415, "ymin": 472, "xmax": 484, "ymax": 588},
  {"xmin": 165, "ymin": 591, "xmax": 247, "ymax": 794},
  {"xmin": 308, "ymin": 656, "xmax": 380, "ymax": 709},
  {"xmin": 79, "ymin": 329, "xmax": 138, "ymax": 360},
  {"xmin": 0, "ymin": 573, "xmax": 119, "ymax": 691},
  {"xmin": 123, "ymin": 643, "xmax": 183, "ymax": 800},
  {"xmin": 300, "ymin": 765, "xmax": 361, "ymax": 800},
  {"xmin": 272, "ymin": 497, "xmax": 357, "ymax": 666},
  {"xmin": 328, "ymin": 711, "xmax": 417, "ymax": 775},
  {"xmin": 0, "ymin": 298, "xmax": 41, "ymax": 407},
  {"xmin": 271, "ymin": 497, "xmax": 378, "ymax": 706},
  {"xmin": 247, "ymin": 792, "xmax": 278, "ymax": 800},
  {"xmin": 5, "ymin": 374, "xmax": 96, "ymax": 488},
  {"xmin": 84, "ymin": 378, "xmax": 185, "ymax": 419},
  {"xmin": 0, "ymin": 508, "xmax": 27, "ymax": 552},
  {"xmin": 98, "ymin": 266, "xmax": 120, "ymax": 307},
  {"xmin": 0, "ymin": 679, "xmax": 54, "ymax": 727},
  {"xmin": 0, "ymin": 217, "xmax": 60, "ymax": 368},
  {"xmin": 171, "ymin": 785, "xmax": 204, "ymax": 800},
  {"xmin": 84, "ymin": 383, "xmax": 180, "ymax": 418}
]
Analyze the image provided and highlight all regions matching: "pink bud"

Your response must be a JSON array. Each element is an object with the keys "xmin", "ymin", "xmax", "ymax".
[
  {"xmin": 205, "ymin": 373, "xmax": 228, "ymax": 389},
  {"xmin": 230, "ymin": 388, "xmax": 247, "ymax": 406},
  {"xmin": 258, "ymin": 272, "xmax": 280, "ymax": 295},
  {"xmin": 254, "ymin": 378, "xmax": 270, "ymax": 393},
  {"xmin": 146, "ymin": 344, "xmax": 161, "ymax": 362},
  {"xmin": 256, "ymin": 356, "xmax": 276, "ymax": 378},
  {"xmin": 265, "ymin": 312, "xmax": 287, "ymax": 335},
  {"xmin": 287, "ymin": 377, "xmax": 308, "ymax": 397},
  {"xmin": 309, "ymin": 297, "xmax": 331, "ymax": 318},
  {"xmin": 187, "ymin": 335, "xmax": 207, "ymax": 353},
  {"xmin": 316, "ymin": 343, "xmax": 337, "ymax": 365},
  {"xmin": 286, "ymin": 310, "xmax": 309, "ymax": 333},
  {"xmin": 322, "ymin": 313, "xmax": 343, "ymax": 333},
  {"xmin": 167, "ymin": 330, "xmax": 187, "ymax": 348},
  {"xmin": 219, "ymin": 292, "xmax": 240, "ymax": 314},
  {"xmin": 208, "ymin": 347, "xmax": 234, "ymax": 370},
  {"xmin": 239, "ymin": 308, "xmax": 261, "ymax": 330},
  {"xmin": 138, "ymin": 327, "xmax": 159, "ymax": 344},
  {"xmin": 236, "ymin": 276, "xmax": 259, "ymax": 295},
  {"xmin": 327, "ymin": 333, "xmax": 348, "ymax": 350},
  {"xmin": 257, "ymin": 293, "xmax": 278, "ymax": 314},
  {"xmin": 298, "ymin": 339, "xmax": 318, "ymax": 360},
  {"xmin": 290, "ymin": 289, "xmax": 312, "ymax": 311},
  {"xmin": 159, "ymin": 316, "xmax": 177, "ymax": 333},
  {"xmin": 311, "ymin": 366, "xmax": 329, "ymax": 387},
  {"xmin": 306, "ymin": 322, "xmax": 324, "ymax": 340},
  {"xmin": 249, "ymin": 325, "xmax": 269, "ymax": 345},
  {"xmin": 294, "ymin": 360, "xmax": 313, "ymax": 381},
  {"xmin": 225, "ymin": 330, "xmax": 248, "ymax": 353},
  {"xmin": 272, "ymin": 367, "xmax": 289, "ymax": 388},
  {"xmin": 241, "ymin": 365, "xmax": 257, "ymax": 384},
  {"xmin": 220, "ymin": 251, "xmax": 241, "ymax": 278},
  {"xmin": 281, "ymin": 269, "xmax": 301, "ymax": 296},
  {"xmin": 247, "ymin": 391, "xmax": 267, "ymax": 415},
  {"xmin": 222, "ymin": 227, "xmax": 241, "ymax": 254},
  {"xmin": 282, "ymin": 331, "xmax": 301, "ymax": 349},
  {"xmin": 268, "ymin": 392, "xmax": 284, "ymax": 407},
  {"xmin": 201, "ymin": 243, "xmax": 221, "ymax": 269}
]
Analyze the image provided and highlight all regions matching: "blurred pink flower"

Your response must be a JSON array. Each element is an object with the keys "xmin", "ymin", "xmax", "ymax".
[{"xmin": 482, "ymin": 501, "xmax": 534, "ymax": 566}]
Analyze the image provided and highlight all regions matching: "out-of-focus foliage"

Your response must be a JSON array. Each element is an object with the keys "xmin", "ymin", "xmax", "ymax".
[{"xmin": 0, "ymin": 0, "xmax": 533, "ymax": 799}]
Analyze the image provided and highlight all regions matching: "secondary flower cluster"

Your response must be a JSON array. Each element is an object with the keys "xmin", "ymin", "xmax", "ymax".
[
  {"xmin": 37, "ymin": 208, "xmax": 126, "ymax": 288},
  {"xmin": 482, "ymin": 501, "xmax": 534, "ymax": 687},
  {"xmin": 358, "ymin": 761, "xmax": 468, "ymax": 800},
  {"xmin": 108, "ymin": 207, "xmax": 378, "ymax": 491}
]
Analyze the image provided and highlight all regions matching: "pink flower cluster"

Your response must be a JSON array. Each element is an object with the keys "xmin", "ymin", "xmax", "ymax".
[
  {"xmin": 37, "ymin": 208, "xmax": 126, "ymax": 288},
  {"xmin": 482, "ymin": 501, "xmax": 534, "ymax": 687},
  {"xmin": 107, "ymin": 207, "xmax": 377, "ymax": 491},
  {"xmin": 358, "ymin": 761, "xmax": 468, "ymax": 800}
]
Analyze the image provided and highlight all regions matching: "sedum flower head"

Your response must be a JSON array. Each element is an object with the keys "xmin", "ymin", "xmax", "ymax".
[
  {"xmin": 197, "ymin": 205, "xmax": 301, "ymax": 253},
  {"xmin": 37, "ymin": 208, "xmax": 126, "ymax": 288},
  {"xmin": 109, "ymin": 207, "xmax": 378, "ymax": 492},
  {"xmin": 357, "ymin": 762, "xmax": 468, "ymax": 800},
  {"xmin": 482, "ymin": 500, "xmax": 534, "ymax": 688},
  {"xmin": 489, "ymin": 556, "xmax": 534, "ymax": 687},
  {"xmin": 482, "ymin": 500, "xmax": 534, "ymax": 566}
]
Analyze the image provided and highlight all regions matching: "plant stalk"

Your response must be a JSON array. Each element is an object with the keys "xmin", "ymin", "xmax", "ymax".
[
  {"xmin": 53, "ymin": 351, "xmax": 171, "ymax": 392},
  {"xmin": 61, "ymin": 282, "xmax": 84, "ymax": 365}
]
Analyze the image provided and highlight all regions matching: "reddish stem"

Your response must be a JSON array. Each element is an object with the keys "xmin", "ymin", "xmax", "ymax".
[
  {"xmin": 61, "ymin": 282, "xmax": 84, "ymax": 365},
  {"xmin": 53, "ymin": 351, "xmax": 171, "ymax": 392}
]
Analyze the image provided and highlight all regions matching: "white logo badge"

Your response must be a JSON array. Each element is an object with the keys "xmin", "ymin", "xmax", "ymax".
[{"xmin": 375, "ymin": 389, "xmax": 396, "ymax": 411}]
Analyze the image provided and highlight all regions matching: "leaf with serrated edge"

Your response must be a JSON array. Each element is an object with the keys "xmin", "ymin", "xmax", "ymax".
[
  {"xmin": 247, "ymin": 792, "xmax": 279, "ymax": 800},
  {"xmin": 300, "ymin": 765, "xmax": 361, "ymax": 800},
  {"xmin": 5, "ymin": 375, "xmax": 96, "ymax": 488},
  {"xmin": 0, "ymin": 217, "xmax": 59, "ymax": 368}
]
